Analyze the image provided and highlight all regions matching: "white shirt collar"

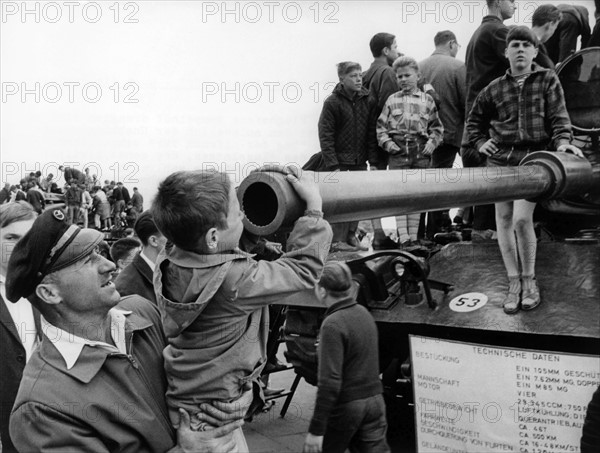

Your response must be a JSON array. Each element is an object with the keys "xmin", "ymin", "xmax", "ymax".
[
  {"xmin": 140, "ymin": 249, "xmax": 155, "ymax": 271},
  {"xmin": 41, "ymin": 308, "xmax": 132, "ymax": 369}
]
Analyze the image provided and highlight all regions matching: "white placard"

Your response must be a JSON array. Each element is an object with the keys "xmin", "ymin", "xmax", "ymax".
[
  {"xmin": 449, "ymin": 293, "xmax": 488, "ymax": 312},
  {"xmin": 410, "ymin": 336, "xmax": 600, "ymax": 453}
]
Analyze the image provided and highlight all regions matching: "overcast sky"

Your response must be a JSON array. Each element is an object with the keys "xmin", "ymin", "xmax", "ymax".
[{"xmin": 1, "ymin": 0, "xmax": 596, "ymax": 200}]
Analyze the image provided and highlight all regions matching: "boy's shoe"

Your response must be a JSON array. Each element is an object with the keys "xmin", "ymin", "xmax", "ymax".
[
  {"xmin": 471, "ymin": 229, "xmax": 496, "ymax": 243},
  {"xmin": 372, "ymin": 236, "xmax": 399, "ymax": 250},
  {"xmin": 503, "ymin": 276, "xmax": 522, "ymax": 314},
  {"xmin": 433, "ymin": 231, "xmax": 462, "ymax": 245},
  {"xmin": 521, "ymin": 276, "xmax": 541, "ymax": 310},
  {"xmin": 346, "ymin": 234, "xmax": 369, "ymax": 251}
]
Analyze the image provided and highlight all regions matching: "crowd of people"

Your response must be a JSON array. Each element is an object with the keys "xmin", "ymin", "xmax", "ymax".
[
  {"xmin": 0, "ymin": 166, "xmax": 144, "ymax": 232},
  {"xmin": 1, "ymin": 1, "xmax": 599, "ymax": 453}
]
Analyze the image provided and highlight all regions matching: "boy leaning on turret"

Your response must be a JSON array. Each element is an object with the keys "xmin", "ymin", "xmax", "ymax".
[
  {"xmin": 151, "ymin": 166, "xmax": 332, "ymax": 451},
  {"xmin": 466, "ymin": 26, "xmax": 584, "ymax": 315}
]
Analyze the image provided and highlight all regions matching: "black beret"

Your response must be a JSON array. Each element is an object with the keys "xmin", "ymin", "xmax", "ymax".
[{"xmin": 6, "ymin": 208, "xmax": 104, "ymax": 302}]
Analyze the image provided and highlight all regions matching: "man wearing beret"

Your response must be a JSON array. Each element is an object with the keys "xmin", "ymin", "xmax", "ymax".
[{"xmin": 5, "ymin": 208, "xmax": 250, "ymax": 453}]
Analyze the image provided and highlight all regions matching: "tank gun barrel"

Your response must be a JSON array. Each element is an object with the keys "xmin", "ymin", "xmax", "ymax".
[{"xmin": 238, "ymin": 152, "xmax": 596, "ymax": 236}]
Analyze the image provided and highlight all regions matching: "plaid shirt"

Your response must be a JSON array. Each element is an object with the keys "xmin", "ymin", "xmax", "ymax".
[
  {"xmin": 466, "ymin": 63, "xmax": 572, "ymax": 151},
  {"xmin": 376, "ymin": 89, "xmax": 443, "ymax": 152}
]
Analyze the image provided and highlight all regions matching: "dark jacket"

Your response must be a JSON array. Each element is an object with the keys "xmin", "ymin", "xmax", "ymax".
[
  {"xmin": 65, "ymin": 185, "xmax": 82, "ymax": 206},
  {"xmin": 26, "ymin": 188, "xmax": 45, "ymax": 214},
  {"xmin": 114, "ymin": 252, "xmax": 156, "ymax": 305},
  {"xmin": 63, "ymin": 167, "xmax": 85, "ymax": 185},
  {"xmin": 131, "ymin": 192, "xmax": 144, "ymax": 212},
  {"xmin": 318, "ymin": 83, "xmax": 378, "ymax": 169},
  {"xmin": 113, "ymin": 186, "xmax": 131, "ymax": 204},
  {"xmin": 0, "ymin": 295, "xmax": 41, "ymax": 453},
  {"xmin": 10, "ymin": 296, "xmax": 175, "ymax": 453},
  {"xmin": 545, "ymin": 4, "xmax": 591, "ymax": 64},
  {"xmin": 309, "ymin": 296, "xmax": 383, "ymax": 436},
  {"xmin": 0, "ymin": 188, "xmax": 9, "ymax": 204},
  {"xmin": 465, "ymin": 16, "xmax": 553, "ymax": 115}
]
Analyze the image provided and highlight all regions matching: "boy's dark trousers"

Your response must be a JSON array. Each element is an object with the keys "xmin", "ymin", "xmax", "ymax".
[
  {"xmin": 460, "ymin": 145, "xmax": 496, "ymax": 231},
  {"xmin": 322, "ymin": 394, "xmax": 390, "ymax": 453},
  {"xmin": 427, "ymin": 143, "xmax": 459, "ymax": 238}
]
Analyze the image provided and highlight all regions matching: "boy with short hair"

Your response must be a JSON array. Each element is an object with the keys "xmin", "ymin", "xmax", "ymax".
[
  {"xmin": 376, "ymin": 56, "xmax": 443, "ymax": 245},
  {"xmin": 466, "ymin": 26, "xmax": 583, "ymax": 314},
  {"xmin": 319, "ymin": 61, "xmax": 377, "ymax": 251},
  {"xmin": 152, "ymin": 168, "xmax": 332, "ymax": 450},
  {"xmin": 303, "ymin": 261, "xmax": 389, "ymax": 453}
]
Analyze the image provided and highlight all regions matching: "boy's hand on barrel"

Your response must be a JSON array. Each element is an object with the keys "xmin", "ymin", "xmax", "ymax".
[
  {"xmin": 557, "ymin": 144, "xmax": 584, "ymax": 158},
  {"xmin": 285, "ymin": 166, "xmax": 322, "ymax": 212}
]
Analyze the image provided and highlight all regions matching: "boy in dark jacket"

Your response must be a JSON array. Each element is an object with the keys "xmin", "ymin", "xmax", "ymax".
[
  {"xmin": 303, "ymin": 261, "xmax": 389, "ymax": 453},
  {"xmin": 318, "ymin": 61, "xmax": 378, "ymax": 250}
]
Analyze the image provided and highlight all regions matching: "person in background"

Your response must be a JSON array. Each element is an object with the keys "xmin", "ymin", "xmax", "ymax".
[
  {"xmin": 84, "ymin": 167, "xmax": 94, "ymax": 191},
  {"xmin": 92, "ymin": 186, "xmax": 112, "ymax": 231},
  {"xmin": 419, "ymin": 30, "xmax": 466, "ymax": 240},
  {"xmin": 377, "ymin": 56, "xmax": 443, "ymax": 246},
  {"xmin": 319, "ymin": 61, "xmax": 378, "ymax": 251},
  {"xmin": 462, "ymin": 0, "xmax": 518, "ymax": 242},
  {"xmin": 303, "ymin": 261, "xmax": 389, "ymax": 453},
  {"xmin": 80, "ymin": 184, "xmax": 93, "ymax": 229},
  {"xmin": 531, "ymin": 4, "xmax": 562, "ymax": 69},
  {"xmin": 58, "ymin": 165, "xmax": 85, "ymax": 187},
  {"xmin": 109, "ymin": 237, "xmax": 141, "ymax": 275},
  {"xmin": 131, "ymin": 187, "xmax": 144, "ymax": 217},
  {"xmin": 115, "ymin": 210, "xmax": 167, "ymax": 304},
  {"xmin": 65, "ymin": 182, "xmax": 83, "ymax": 224},
  {"xmin": 25, "ymin": 181, "xmax": 45, "ymax": 215},
  {"xmin": 362, "ymin": 33, "xmax": 404, "ymax": 250},
  {"xmin": 0, "ymin": 202, "xmax": 40, "ymax": 453},
  {"xmin": 544, "ymin": 3, "xmax": 591, "ymax": 65},
  {"xmin": 0, "ymin": 183, "xmax": 11, "ymax": 204}
]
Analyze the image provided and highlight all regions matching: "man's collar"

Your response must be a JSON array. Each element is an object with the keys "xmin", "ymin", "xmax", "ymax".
[
  {"xmin": 39, "ymin": 307, "xmax": 153, "ymax": 383},
  {"xmin": 139, "ymin": 249, "xmax": 155, "ymax": 271}
]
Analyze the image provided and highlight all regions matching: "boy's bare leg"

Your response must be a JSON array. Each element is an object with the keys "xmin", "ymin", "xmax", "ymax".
[
  {"xmin": 512, "ymin": 200, "xmax": 537, "ymax": 278},
  {"xmin": 495, "ymin": 201, "xmax": 520, "ymax": 277}
]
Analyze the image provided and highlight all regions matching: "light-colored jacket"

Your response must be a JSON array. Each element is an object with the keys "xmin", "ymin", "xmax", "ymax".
[{"xmin": 154, "ymin": 215, "xmax": 332, "ymax": 423}]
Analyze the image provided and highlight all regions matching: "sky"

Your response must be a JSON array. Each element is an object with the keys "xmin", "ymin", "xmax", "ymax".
[{"xmin": 1, "ymin": 0, "xmax": 596, "ymax": 202}]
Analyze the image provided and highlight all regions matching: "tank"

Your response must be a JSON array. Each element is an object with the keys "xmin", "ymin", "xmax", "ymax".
[{"xmin": 238, "ymin": 49, "xmax": 600, "ymax": 453}]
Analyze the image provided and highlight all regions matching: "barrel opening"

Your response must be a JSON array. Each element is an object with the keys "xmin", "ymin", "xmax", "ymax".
[{"xmin": 241, "ymin": 182, "xmax": 278, "ymax": 227}]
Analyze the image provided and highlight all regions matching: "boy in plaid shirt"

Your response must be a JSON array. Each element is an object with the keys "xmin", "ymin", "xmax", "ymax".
[
  {"xmin": 466, "ymin": 26, "xmax": 583, "ymax": 314},
  {"xmin": 376, "ymin": 56, "xmax": 443, "ymax": 245}
]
